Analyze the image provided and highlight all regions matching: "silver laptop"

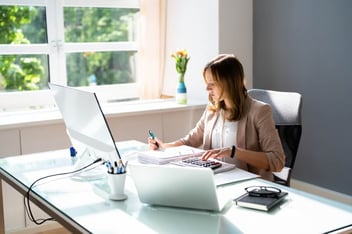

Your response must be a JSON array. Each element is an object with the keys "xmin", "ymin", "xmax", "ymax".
[{"xmin": 129, "ymin": 163, "xmax": 232, "ymax": 212}]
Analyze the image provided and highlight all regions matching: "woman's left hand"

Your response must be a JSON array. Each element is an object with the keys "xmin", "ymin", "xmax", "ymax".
[{"xmin": 201, "ymin": 148, "xmax": 231, "ymax": 160}]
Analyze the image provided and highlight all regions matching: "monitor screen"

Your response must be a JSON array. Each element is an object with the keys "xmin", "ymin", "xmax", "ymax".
[{"xmin": 49, "ymin": 83, "xmax": 121, "ymax": 178}]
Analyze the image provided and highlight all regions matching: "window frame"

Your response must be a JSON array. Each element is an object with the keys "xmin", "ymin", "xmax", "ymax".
[{"xmin": 0, "ymin": 0, "xmax": 141, "ymax": 112}]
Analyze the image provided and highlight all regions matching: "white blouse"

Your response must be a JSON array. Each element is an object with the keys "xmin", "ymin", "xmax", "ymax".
[{"xmin": 211, "ymin": 110, "xmax": 238, "ymax": 149}]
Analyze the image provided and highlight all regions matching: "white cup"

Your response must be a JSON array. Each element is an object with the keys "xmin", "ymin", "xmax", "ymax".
[{"xmin": 107, "ymin": 172, "xmax": 128, "ymax": 201}]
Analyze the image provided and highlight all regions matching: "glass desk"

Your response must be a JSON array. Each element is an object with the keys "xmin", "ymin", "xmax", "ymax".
[{"xmin": 0, "ymin": 141, "xmax": 351, "ymax": 233}]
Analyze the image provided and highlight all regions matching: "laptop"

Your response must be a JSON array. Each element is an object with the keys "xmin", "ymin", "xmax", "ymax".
[{"xmin": 129, "ymin": 162, "xmax": 232, "ymax": 212}]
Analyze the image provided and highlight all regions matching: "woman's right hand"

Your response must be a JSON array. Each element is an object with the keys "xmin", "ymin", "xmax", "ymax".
[{"xmin": 148, "ymin": 137, "xmax": 162, "ymax": 150}]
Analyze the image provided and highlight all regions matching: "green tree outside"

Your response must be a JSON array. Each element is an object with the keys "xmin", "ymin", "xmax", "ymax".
[
  {"xmin": 0, "ymin": 6, "xmax": 46, "ymax": 91},
  {"xmin": 0, "ymin": 5, "xmax": 138, "ymax": 91},
  {"xmin": 64, "ymin": 7, "xmax": 138, "ymax": 86}
]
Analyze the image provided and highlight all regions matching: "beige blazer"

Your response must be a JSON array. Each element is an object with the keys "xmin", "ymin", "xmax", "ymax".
[{"xmin": 180, "ymin": 96, "xmax": 285, "ymax": 181}]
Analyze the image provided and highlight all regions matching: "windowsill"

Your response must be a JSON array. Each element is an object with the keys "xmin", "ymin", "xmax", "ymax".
[{"xmin": 0, "ymin": 99, "xmax": 207, "ymax": 130}]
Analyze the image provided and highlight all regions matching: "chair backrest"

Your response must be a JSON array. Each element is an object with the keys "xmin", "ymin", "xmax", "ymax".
[{"xmin": 248, "ymin": 89, "xmax": 302, "ymax": 186}]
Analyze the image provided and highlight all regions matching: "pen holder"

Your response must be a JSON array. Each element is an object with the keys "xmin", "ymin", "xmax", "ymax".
[{"xmin": 107, "ymin": 172, "xmax": 128, "ymax": 201}]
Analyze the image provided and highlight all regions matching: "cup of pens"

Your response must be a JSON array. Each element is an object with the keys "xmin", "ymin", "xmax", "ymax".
[{"xmin": 107, "ymin": 160, "xmax": 128, "ymax": 201}]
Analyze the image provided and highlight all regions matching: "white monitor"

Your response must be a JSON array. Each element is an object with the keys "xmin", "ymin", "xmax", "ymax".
[{"xmin": 49, "ymin": 83, "xmax": 122, "ymax": 179}]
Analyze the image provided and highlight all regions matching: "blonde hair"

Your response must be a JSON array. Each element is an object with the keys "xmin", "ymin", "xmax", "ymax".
[{"xmin": 203, "ymin": 54, "xmax": 247, "ymax": 121}]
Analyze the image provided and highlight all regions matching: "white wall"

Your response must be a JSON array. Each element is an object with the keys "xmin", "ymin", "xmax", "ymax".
[
  {"xmin": 163, "ymin": 0, "xmax": 253, "ymax": 100},
  {"xmin": 163, "ymin": 0, "xmax": 218, "ymax": 101}
]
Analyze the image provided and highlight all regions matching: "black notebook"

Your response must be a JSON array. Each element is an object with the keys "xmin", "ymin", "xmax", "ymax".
[{"xmin": 234, "ymin": 191, "xmax": 288, "ymax": 211}]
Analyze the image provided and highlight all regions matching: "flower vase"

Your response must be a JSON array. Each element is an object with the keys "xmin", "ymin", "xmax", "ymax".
[{"xmin": 176, "ymin": 75, "xmax": 187, "ymax": 104}]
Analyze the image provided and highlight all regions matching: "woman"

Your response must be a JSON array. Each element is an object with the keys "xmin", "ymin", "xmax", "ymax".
[{"xmin": 149, "ymin": 54, "xmax": 285, "ymax": 181}]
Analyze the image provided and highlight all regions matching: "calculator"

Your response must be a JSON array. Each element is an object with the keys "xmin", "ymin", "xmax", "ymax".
[{"xmin": 180, "ymin": 157, "xmax": 222, "ymax": 170}]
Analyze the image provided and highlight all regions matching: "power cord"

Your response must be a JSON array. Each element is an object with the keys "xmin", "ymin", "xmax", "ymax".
[{"xmin": 24, "ymin": 158, "xmax": 104, "ymax": 225}]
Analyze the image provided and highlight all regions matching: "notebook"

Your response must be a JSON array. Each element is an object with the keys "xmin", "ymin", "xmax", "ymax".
[
  {"xmin": 129, "ymin": 163, "xmax": 232, "ymax": 212},
  {"xmin": 235, "ymin": 191, "xmax": 288, "ymax": 211}
]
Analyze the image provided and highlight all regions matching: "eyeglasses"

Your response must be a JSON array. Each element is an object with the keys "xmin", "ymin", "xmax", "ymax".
[{"xmin": 245, "ymin": 186, "xmax": 282, "ymax": 198}]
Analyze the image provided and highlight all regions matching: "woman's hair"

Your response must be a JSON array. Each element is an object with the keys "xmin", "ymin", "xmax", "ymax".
[{"xmin": 203, "ymin": 54, "xmax": 247, "ymax": 121}]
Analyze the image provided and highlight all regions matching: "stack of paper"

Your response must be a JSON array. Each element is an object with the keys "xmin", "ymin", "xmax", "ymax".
[{"xmin": 137, "ymin": 145, "xmax": 204, "ymax": 164}]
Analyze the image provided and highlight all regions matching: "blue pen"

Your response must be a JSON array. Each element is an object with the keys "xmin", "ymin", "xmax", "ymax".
[
  {"xmin": 148, "ymin": 130, "xmax": 159, "ymax": 148},
  {"xmin": 148, "ymin": 130, "xmax": 155, "ymax": 139},
  {"xmin": 106, "ymin": 161, "xmax": 114, "ymax": 174},
  {"xmin": 114, "ymin": 161, "xmax": 121, "ymax": 174},
  {"xmin": 120, "ymin": 160, "xmax": 126, "ymax": 174}
]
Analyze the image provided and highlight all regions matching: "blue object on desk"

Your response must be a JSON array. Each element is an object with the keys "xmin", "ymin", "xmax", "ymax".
[{"xmin": 70, "ymin": 146, "xmax": 77, "ymax": 157}]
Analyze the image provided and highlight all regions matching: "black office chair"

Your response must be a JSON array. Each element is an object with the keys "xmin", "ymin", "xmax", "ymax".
[{"xmin": 248, "ymin": 89, "xmax": 302, "ymax": 186}]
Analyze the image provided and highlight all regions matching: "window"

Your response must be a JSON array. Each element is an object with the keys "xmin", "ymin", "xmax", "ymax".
[{"xmin": 0, "ymin": 0, "xmax": 140, "ymax": 112}]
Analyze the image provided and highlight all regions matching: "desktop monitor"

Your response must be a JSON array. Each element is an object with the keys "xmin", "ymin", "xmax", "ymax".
[{"xmin": 49, "ymin": 83, "xmax": 122, "ymax": 179}]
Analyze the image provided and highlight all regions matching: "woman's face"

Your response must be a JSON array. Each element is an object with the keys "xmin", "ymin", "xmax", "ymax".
[{"xmin": 205, "ymin": 69, "xmax": 223, "ymax": 102}]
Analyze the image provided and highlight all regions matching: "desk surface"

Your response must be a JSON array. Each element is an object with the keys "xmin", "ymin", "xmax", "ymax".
[{"xmin": 0, "ymin": 141, "xmax": 351, "ymax": 234}]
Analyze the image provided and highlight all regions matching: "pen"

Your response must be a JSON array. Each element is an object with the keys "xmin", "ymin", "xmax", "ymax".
[
  {"xmin": 116, "ymin": 160, "xmax": 122, "ymax": 174},
  {"xmin": 108, "ymin": 160, "xmax": 126, "ymax": 174},
  {"xmin": 106, "ymin": 161, "xmax": 114, "ymax": 174},
  {"xmin": 124, "ymin": 161, "xmax": 128, "ymax": 173},
  {"xmin": 148, "ymin": 130, "xmax": 159, "ymax": 148}
]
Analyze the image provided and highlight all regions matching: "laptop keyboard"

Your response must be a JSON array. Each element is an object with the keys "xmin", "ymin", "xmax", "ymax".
[{"xmin": 180, "ymin": 157, "xmax": 222, "ymax": 170}]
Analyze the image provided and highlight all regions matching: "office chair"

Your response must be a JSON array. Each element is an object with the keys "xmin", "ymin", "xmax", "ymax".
[{"xmin": 248, "ymin": 89, "xmax": 302, "ymax": 186}]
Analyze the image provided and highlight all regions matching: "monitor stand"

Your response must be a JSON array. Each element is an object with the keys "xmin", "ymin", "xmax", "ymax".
[{"xmin": 70, "ymin": 148, "xmax": 106, "ymax": 181}]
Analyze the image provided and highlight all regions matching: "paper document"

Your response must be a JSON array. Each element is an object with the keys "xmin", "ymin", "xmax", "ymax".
[
  {"xmin": 137, "ymin": 145, "xmax": 204, "ymax": 164},
  {"xmin": 214, "ymin": 168, "xmax": 259, "ymax": 186}
]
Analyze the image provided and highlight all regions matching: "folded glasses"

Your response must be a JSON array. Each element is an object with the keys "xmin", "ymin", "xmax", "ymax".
[{"xmin": 245, "ymin": 186, "xmax": 282, "ymax": 198}]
